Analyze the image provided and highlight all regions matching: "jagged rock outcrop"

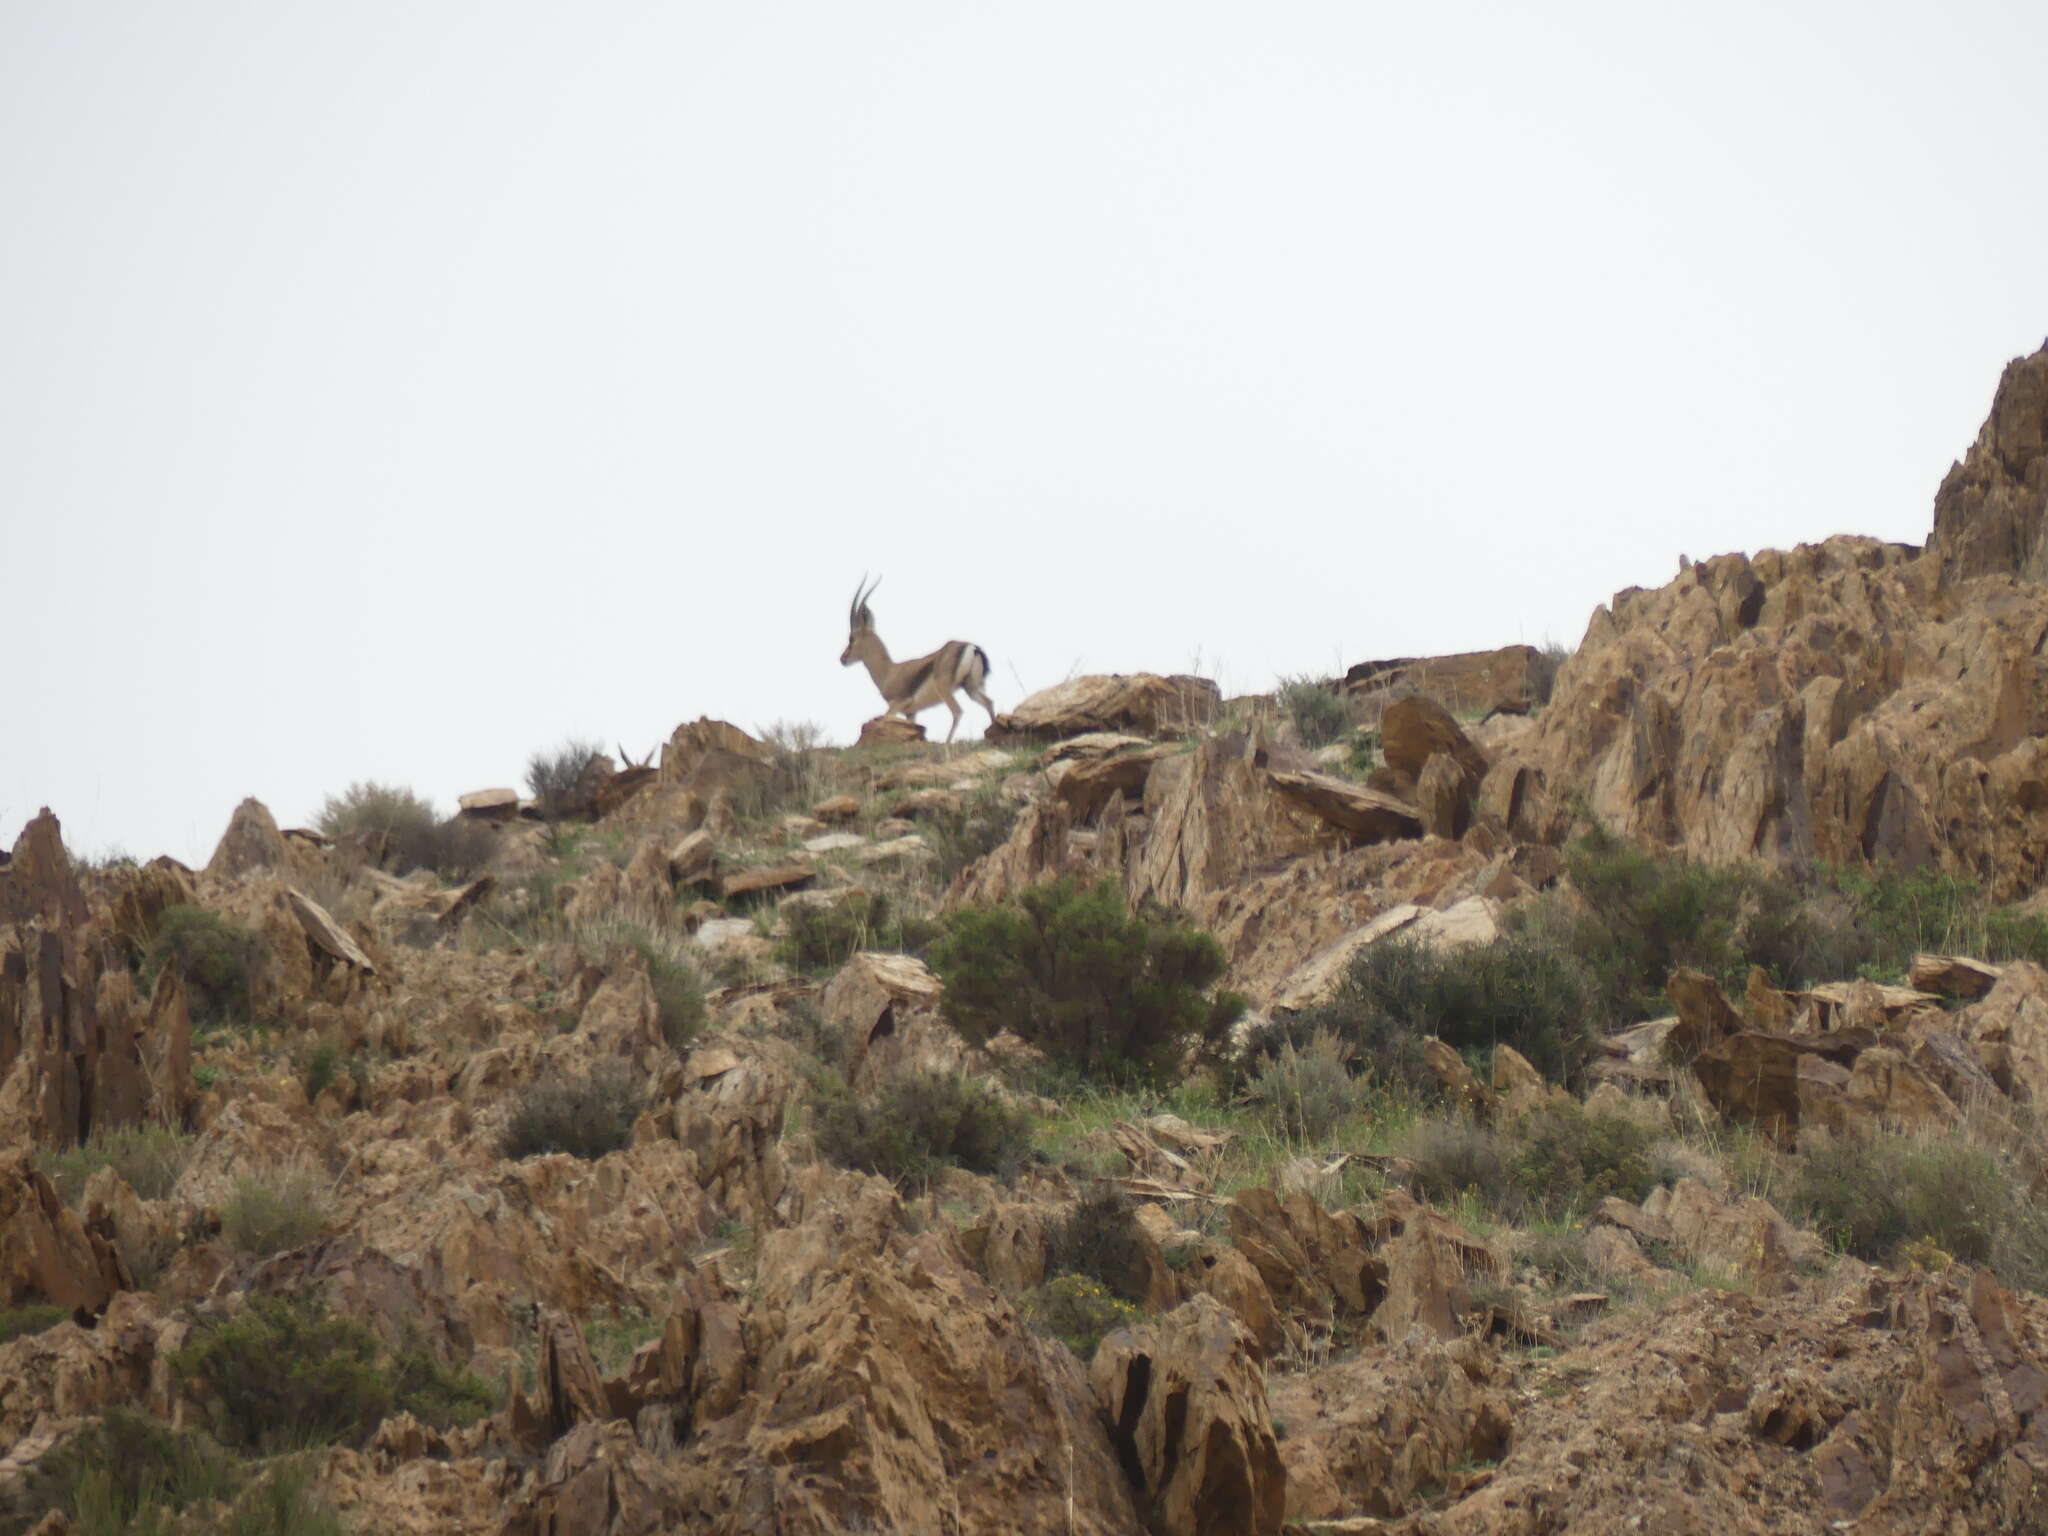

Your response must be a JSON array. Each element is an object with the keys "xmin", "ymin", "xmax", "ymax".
[
  {"xmin": 1272, "ymin": 1333, "xmax": 1512, "ymax": 1523},
  {"xmin": 1927, "ymin": 340, "xmax": 2048, "ymax": 585},
  {"xmin": 1519, "ymin": 347, "xmax": 2048, "ymax": 897},
  {"xmin": 1091, "ymin": 1294, "xmax": 1285, "ymax": 1536}
]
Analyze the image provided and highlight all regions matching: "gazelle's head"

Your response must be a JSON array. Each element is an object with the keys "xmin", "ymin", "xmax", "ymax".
[{"xmin": 841, "ymin": 575, "xmax": 881, "ymax": 666}]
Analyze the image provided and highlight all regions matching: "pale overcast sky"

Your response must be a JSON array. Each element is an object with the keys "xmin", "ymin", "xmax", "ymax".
[{"xmin": 3, "ymin": 0, "xmax": 2043, "ymax": 864}]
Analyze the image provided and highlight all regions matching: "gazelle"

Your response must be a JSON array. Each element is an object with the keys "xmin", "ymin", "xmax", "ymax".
[{"xmin": 840, "ymin": 576, "xmax": 998, "ymax": 743}]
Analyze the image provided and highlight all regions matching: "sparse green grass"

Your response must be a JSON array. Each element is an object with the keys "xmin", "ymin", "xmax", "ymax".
[
  {"xmin": 221, "ymin": 1171, "xmax": 329, "ymax": 1257},
  {"xmin": 27, "ymin": 1407, "xmax": 243, "ymax": 1535},
  {"xmin": 0, "ymin": 1304, "xmax": 69, "ymax": 1343},
  {"xmin": 37, "ymin": 1124, "xmax": 192, "ymax": 1206},
  {"xmin": 774, "ymin": 891, "xmax": 940, "ymax": 975},
  {"xmin": 582, "ymin": 1310, "xmax": 666, "ymax": 1376}
]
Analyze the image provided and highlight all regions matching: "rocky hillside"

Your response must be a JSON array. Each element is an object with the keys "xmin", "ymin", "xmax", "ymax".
[{"xmin": 3, "ymin": 343, "xmax": 2048, "ymax": 1535}]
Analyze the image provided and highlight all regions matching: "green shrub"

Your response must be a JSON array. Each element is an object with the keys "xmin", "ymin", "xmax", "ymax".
[
  {"xmin": 1530, "ymin": 642, "xmax": 1571, "ymax": 708},
  {"xmin": 172, "ymin": 1293, "xmax": 492, "ymax": 1457},
  {"xmin": 1407, "ymin": 1105, "xmax": 1665, "ymax": 1221},
  {"xmin": 316, "ymin": 781, "xmax": 487, "ymax": 880},
  {"xmin": 26, "ymin": 1407, "xmax": 242, "ymax": 1533},
  {"xmin": 924, "ymin": 781, "xmax": 1024, "ymax": 889},
  {"xmin": 502, "ymin": 1064, "xmax": 642, "ymax": 1160},
  {"xmin": 173, "ymin": 1296, "xmax": 391, "ymax": 1453},
  {"xmin": 37, "ymin": 1124, "xmax": 192, "ymax": 1206},
  {"xmin": 382, "ymin": 1337, "xmax": 496, "ymax": 1433},
  {"xmin": 1266, "ymin": 930, "xmax": 1602, "ymax": 1092},
  {"xmin": 1024, "ymin": 1273, "xmax": 1141, "ymax": 1358},
  {"xmin": 146, "ymin": 905, "xmax": 263, "ymax": 1026},
  {"xmin": 1045, "ymin": 1190, "xmax": 1151, "ymax": 1303},
  {"xmin": 1247, "ymin": 1031, "xmax": 1366, "ymax": 1141},
  {"xmin": 300, "ymin": 1042, "xmax": 341, "ymax": 1103},
  {"xmin": 811, "ymin": 1068, "xmax": 1033, "ymax": 1190},
  {"xmin": 775, "ymin": 892, "xmax": 939, "ymax": 976},
  {"xmin": 1503, "ymin": 1102, "xmax": 1662, "ymax": 1215},
  {"xmin": 1789, "ymin": 1130, "xmax": 2007, "ymax": 1269},
  {"xmin": 1276, "ymin": 675, "xmax": 1354, "ymax": 748},
  {"xmin": 1406, "ymin": 1116, "xmax": 1512, "ymax": 1211},
  {"xmin": 525, "ymin": 738, "xmax": 605, "ymax": 821},
  {"xmin": 0, "ymin": 1304, "xmax": 68, "ymax": 1343},
  {"xmin": 222, "ymin": 1172, "xmax": 328, "ymax": 1258},
  {"xmin": 928, "ymin": 878, "xmax": 1245, "ymax": 1090}
]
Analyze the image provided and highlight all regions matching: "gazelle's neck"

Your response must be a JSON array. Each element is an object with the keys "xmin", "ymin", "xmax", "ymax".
[{"xmin": 854, "ymin": 630, "xmax": 894, "ymax": 684}]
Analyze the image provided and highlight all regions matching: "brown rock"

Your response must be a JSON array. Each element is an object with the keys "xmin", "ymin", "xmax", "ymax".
[
  {"xmin": 1639, "ymin": 1177, "xmax": 1814, "ymax": 1290},
  {"xmin": 1261, "ymin": 774, "xmax": 1425, "ymax": 847},
  {"xmin": 1415, "ymin": 752, "xmax": 1472, "ymax": 839},
  {"xmin": 1666, "ymin": 968, "xmax": 1747, "ymax": 1061},
  {"xmin": 811, "ymin": 794, "xmax": 862, "ymax": 823},
  {"xmin": 1342, "ymin": 645, "xmax": 1543, "ymax": 716},
  {"xmin": 666, "ymin": 830, "xmax": 716, "ymax": 887},
  {"xmin": 1961, "ymin": 961, "xmax": 2048, "ymax": 1106},
  {"xmin": 1272, "ymin": 1333, "xmax": 1511, "ymax": 1523},
  {"xmin": 1907, "ymin": 952, "xmax": 2003, "ymax": 999},
  {"xmin": 1052, "ymin": 747, "xmax": 1171, "ymax": 821},
  {"xmin": 285, "ymin": 886, "xmax": 377, "ymax": 975},
  {"xmin": 1372, "ymin": 1201, "xmax": 1502, "ymax": 1342},
  {"xmin": 0, "ymin": 1152, "xmax": 126, "ymax": 1312},
  {"xmin": 717, "ymin": 863, "xmax": 814, "ymax": 901},
  {"xmin": 0, "ymin": 809, "xmax": 89, "ymax": 931},
  {"xmin": 657, "ymin": 718, "xmax": 770, "ymax": 784},
  {"xmin": 1266, "ymin": 769, "xmax": 1425, "ymax": 842},
  {"xmin": 1690, "ymin": 1031, "xmax": 1814, "ymax": 1142},
  {"xmin": 205, "ymin": 797, "xmax": 315, "ymax": 881},
  {"xmin": 1742, "ymin": 966, "xmax": 1795, "ymax": 1029},
  {"xmin": 1379, "ymin": 696, "xmax": 1489, "ymax": 787},
  {"xmin": 1926, "ymin": 340, "xmax": 2048, "ymax": 584},
  {"xmin": 456, "ymin": 788, "xmax": 520, "ymax": 822},
  {"xmin": 856, "ymin": 715, "xmax": 926, "ymax": 746},
  {"xmin": 1841, "ymin": 1045, "xmax": 1958, "ymax": 1133},
  {"xmin": 991, "ymin": 673, "xmax": 1221, "ymax": 743},
  {"xmin": 1091, "ymin": 1294, "xmax": 1285, "ymax": 1536},
  {"xmin": 820, "ymin": 951, "xmax": 944, "ymax": 1077}
]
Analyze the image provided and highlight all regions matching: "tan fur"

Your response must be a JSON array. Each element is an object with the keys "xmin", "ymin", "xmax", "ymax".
[{"xmin": 840, "ymin": 577, "xmax": 997, "ymax": 743}]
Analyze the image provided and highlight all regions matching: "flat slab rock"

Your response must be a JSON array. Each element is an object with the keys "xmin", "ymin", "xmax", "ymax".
[
  {"xmin": 719, "ymin": 863, "xmax": 815, "ymax": 899},
  {"xmin": 1265, "ymin": 769, "xmax": 1423, "ymax": 841}
]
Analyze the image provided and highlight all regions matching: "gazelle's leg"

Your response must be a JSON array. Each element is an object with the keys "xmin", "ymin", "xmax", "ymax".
[
  {"xmin": 964, "ymin": 681, "xmax": 996, "ymax": 727},
  {"xmin": 943, "ymin": 697, "xmax": 963, "ymax": 744}
]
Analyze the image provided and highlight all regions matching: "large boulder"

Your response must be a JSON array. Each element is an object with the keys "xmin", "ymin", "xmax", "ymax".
[
  {"xmin": 990, "ymin": 674, "xmax": 1221, "ymax": 743},
  {"xmin": 1091, "ymin": 1293, "xmax": 1286, "ymax": 1536},
  {"xmin": 1343, "ymin": 645, "xmax": 1544, "ymax": 716}
]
